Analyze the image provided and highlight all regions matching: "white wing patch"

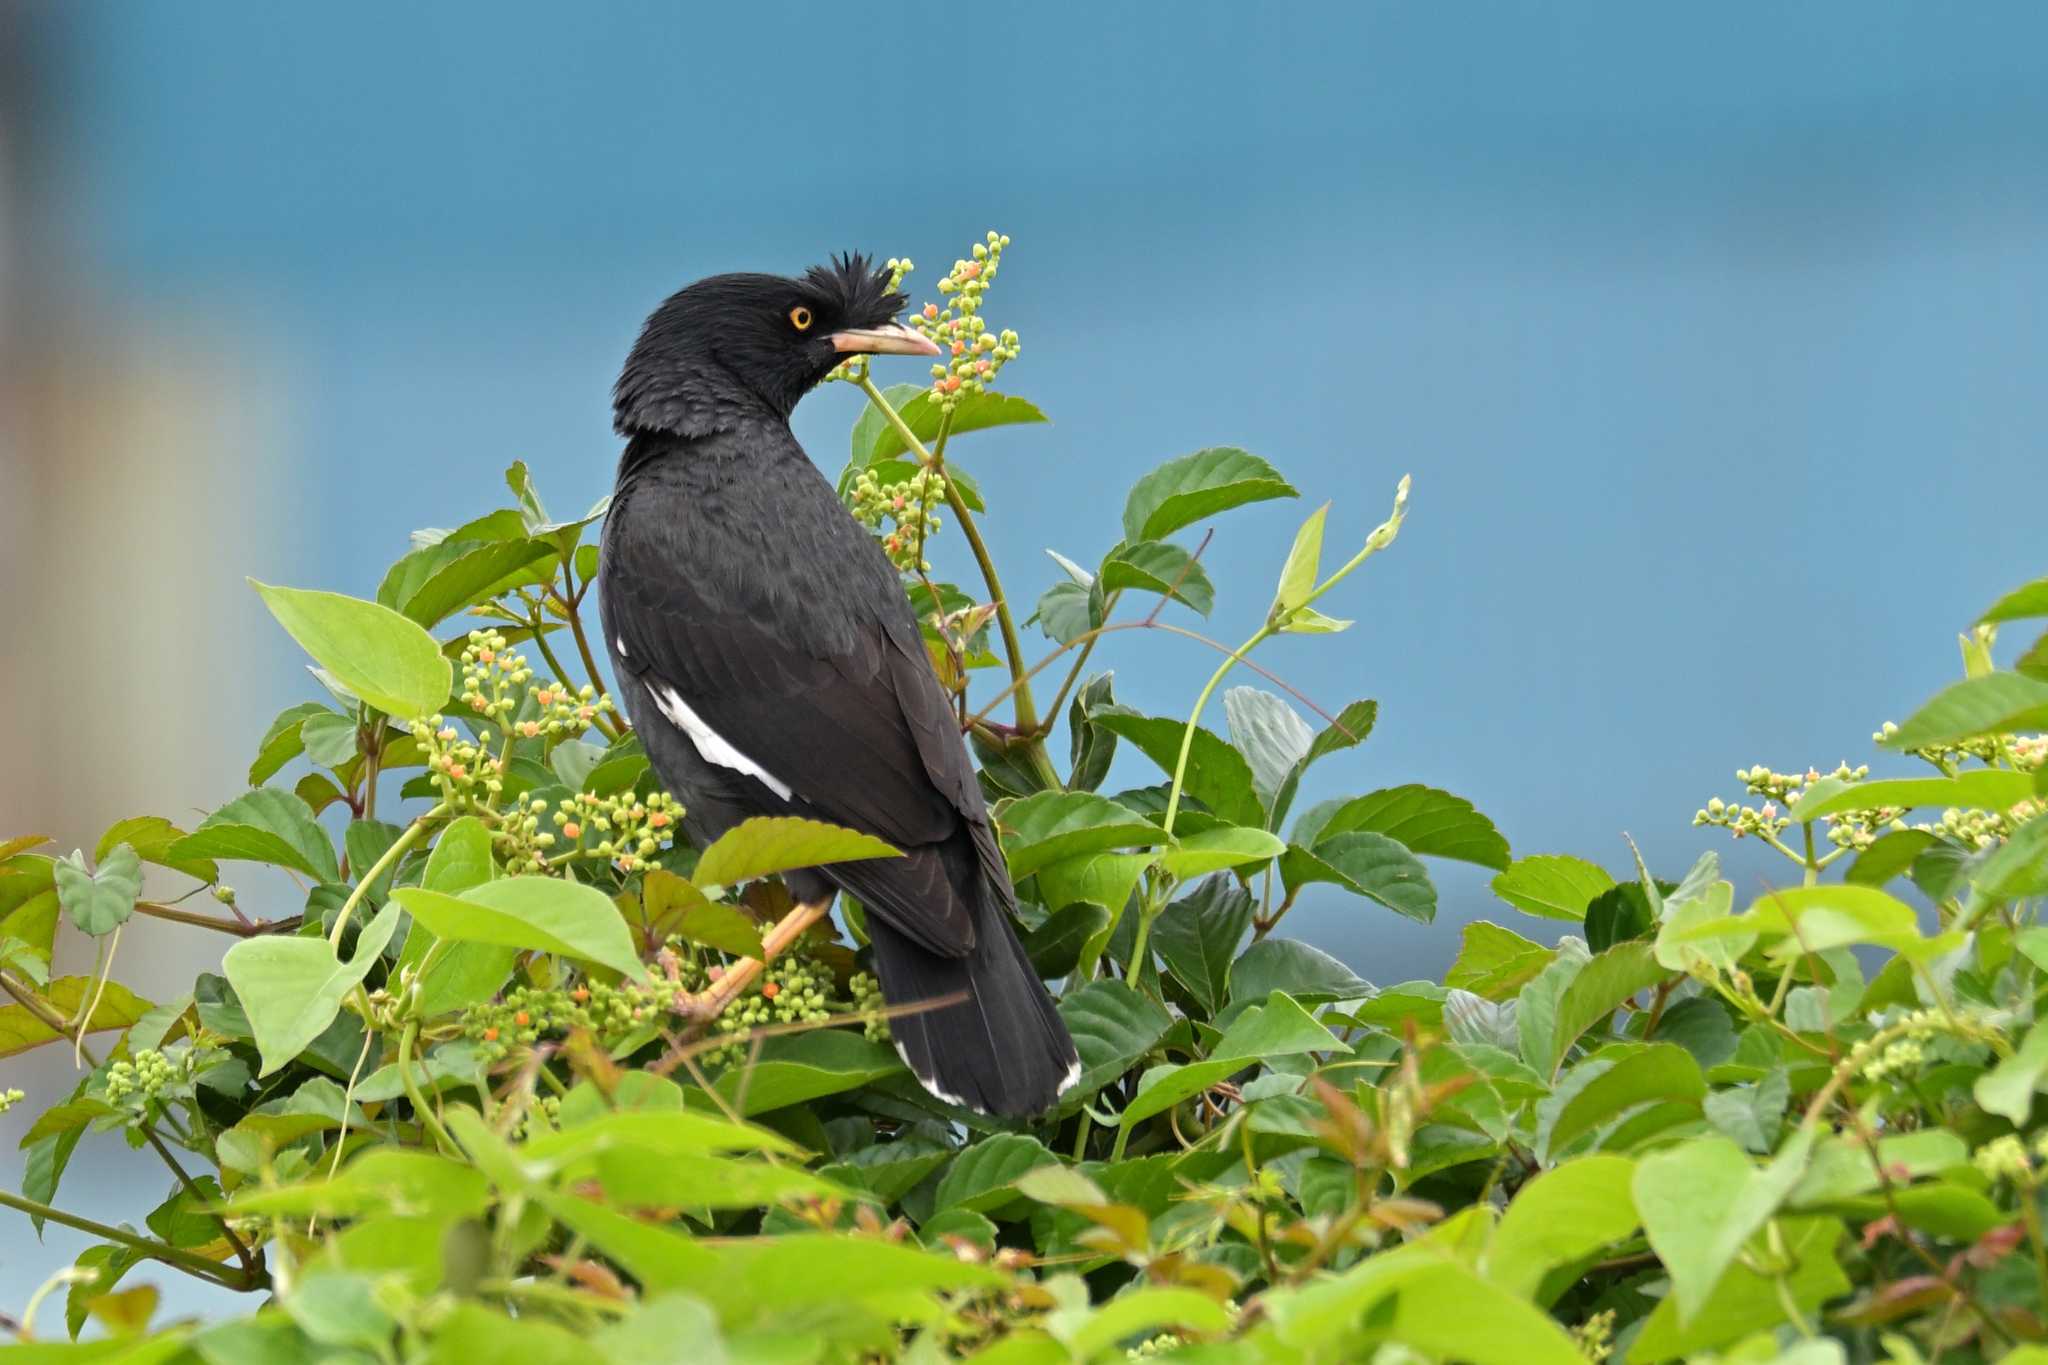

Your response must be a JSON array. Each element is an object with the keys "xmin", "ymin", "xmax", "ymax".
[{"xmin": 647, "ymin": 680, "xmax": 793, "ymax": 800}]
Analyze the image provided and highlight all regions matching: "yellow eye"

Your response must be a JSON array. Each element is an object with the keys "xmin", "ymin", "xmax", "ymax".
[{"xmin": 789, "ymin": 306, "xmax": 813, "ymax": 331}]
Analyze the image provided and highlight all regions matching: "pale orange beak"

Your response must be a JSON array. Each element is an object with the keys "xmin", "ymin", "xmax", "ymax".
[{"xmin": 830, "ymin": 322, "xmax": 941, "ymax": 357}]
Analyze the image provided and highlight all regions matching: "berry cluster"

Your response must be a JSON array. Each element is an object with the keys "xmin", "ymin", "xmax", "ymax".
[
  {"xmin": 848, "ymin": 465, "xmax": 948, "ymax": 573},
  {"xmin": 1975, "ymin": 1134, "xmax": 2035, "ymax": 1184},
  {"xmin": 826, "ymin": 258, "xmax": 918, "ymax": 387},
  {"xmin": 911, "ymin": 233, "xmax": 1021, "ymax": 411},
  {"xmin": 463, "ymin": 977, "xmax": 664, "ymax": 1063},
  {"xmin": 0, "ymin": 1087, "xmax": 22, "ymax": 1115},
  {"xmin": 850, "ymin": 970, "xmax": 889, "ymax": 1044}
]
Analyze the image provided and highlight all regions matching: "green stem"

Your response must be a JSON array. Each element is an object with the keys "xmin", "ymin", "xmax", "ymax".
[
  {"xmin": 0, "ymin": 1188, "xmax": 264, "ymax": 1291},
  {"xmin": 397, "ymin": 1019, "xmax": 460, "ymax": 1156},
  {"xmin": 328, "ymin": 807, "xmax": 444, "ymax": 949},
  {"xmin": 129, "ymin": 900, "xmax": 270, "ymax": 937},
  {"xmin": 1163, "ymin": 627, "xmax": 1269, "ymax": 837}
]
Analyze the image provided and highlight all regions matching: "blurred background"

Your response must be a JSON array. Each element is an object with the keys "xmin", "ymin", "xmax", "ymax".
[{"xmin": 4, "ymin": 0, "xmax": 2047, "ymax": 1320}]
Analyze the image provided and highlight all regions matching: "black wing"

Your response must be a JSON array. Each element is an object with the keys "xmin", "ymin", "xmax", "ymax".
[{"xmin": 599, "ymin": 430, "xmax": 992, "ymax": 957}]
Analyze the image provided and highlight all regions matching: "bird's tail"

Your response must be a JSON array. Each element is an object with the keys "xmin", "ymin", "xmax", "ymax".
[{"xmin": 868, "ymin": 903, "xmax": 1080, "ymax": 1118}]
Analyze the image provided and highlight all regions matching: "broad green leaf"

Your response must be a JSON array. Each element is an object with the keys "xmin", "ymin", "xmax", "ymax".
[
  {"xmin": 231, "ymin": 1146, "xmax": 489, "ymax": 1219},
  {"xmin": 1962, "ymin": 809, "xmax": 2048, "ymax": 909},
  {"xmin": 1491, "ymin": 854, "xmax": 1614, "ymax": 921},
  {"xmin": 1056, "ymin": 1287, "xmax": 1234, "ymax": 1359},
  {"xmin": 1515, "ymin": 944, "xmax": 1589, "ymax": 1073},
  {"xmin": 251, "ymin": 581, "xmax": 453, "ymax": 720},
  {"xmin": 1845, "ymin": 828, "xmax": 1937, "ymax": 886},
  {"xmin": 1976, "ymin": 1019, "xmax": 2048, "ymax": 1122},
  {"xmin": 169, "ymin": 788, "xmax": 340, "ymax": 883},
  {"xmin": 299, "ymin": 711, "xmax": 358, "ymax": 768},
  {"xmin": 1224, "ymin": 688, "xmax": 1313, "ymax": 812},
  {"xmin": 1229, "ymin": 937, "xmax": 1369, "ymax": 1004},
  {"xmin": 1151, "ymin": 877, "xmax": 1255, "ymax": 1016},
  {"xmin": 1632, "ymin": 1128, "xmax": 1817, "ymax": 1324},
  {"xmin": 0, "ymin": 976, "xmax": 152, "ymax": 1059},
  {"xmin": 376, "ymin": 536, "xmax": 555, "ymax": 628},
  {"xmin": 96, "ymin": 816, "xmax": 217, "ymax": 883},
  {"xmin": 1121, "ymin": 447, "xmax": 1297, "ymax": 542},
  {"xmin": 1058, "ymin": 978, "xmax": 1173, "ymax": 1103},
  {"xmin": 53, "ymin": 844, "xmax": 142, "ymax": 936},
  {"xmin": 1788, "ymin": 769, "xmax": 2036, "ymax": 822},
  {"xmin": 1065, "ymin": 672, "xmax": 1119, "ymax": 794},
  {"xmin": 1883, "ymin": 671, "xmax": 2048, "ymax": 750},
  {"xmin": 1122, "ymin": 992, "xmax": 1332, "ymax": 1127},
  {"xmin": 1540, "ymin": 941, "xmax": 1666, "ymax": 1076},
  {"xmin": 672, "ymin": 899, "xmax": 767, "ymax": 960},
  {"xmin": 1030, "ymin": 580, "xmax": 1096, "ymax": 646},
  {"xmin": 932, "ymin": 1134, "xmax": 1058, "ymax": 1214},
  {"xmin": 1291, "ymin": 784, "xmax": 1511, "ymax": 870},
  {"xmin": 1485, "ymin": 1153, "xmax": 1639, "ymax": 1298},
  {"xmin": 1445, "ymin": 921, "xmax": 1555, "ymax": 999},
  {"xmin": 1021, "ymin": 902, "xmax": 1111, "ymax": 979},
  {"xmin": 394, "ymin": 817, "xmax": 516, "ymax": 1018},
  {"xmin": 1981, "ymin": 574, "xmax": 2048, "ymax": 623},
  {"xmin": 858, "ymin": 388, "xmax": 1049, "ymax": 464},
  {"xmin": 1271, "ymin": 501, "xmax": 1329, "ymax": 617},
  {"xmin": 417, "ymin": 1303, "xmax": 596, "ymax": 1365},
  {"xmin": 1737, "ymin": 883, "xmax": 1938, "ymax": 961},
  {"xmin": 1627, "ymin": 1215, "xmax": 1848, "ymax": 1361},
  {"xmin": 998, "ymin": 792, "xmax": 1162, "ymax": 878},
  {"xmin": 1545, "ymin": 1045, "xmax": 1705, "ymax": 1154},
  {"xmin": 694, "ymin": 816, "xmax": 899, "ymax": 887},
  {"xmin": 393, "ymin": 878, "xmax": 646, "ymax": 981},
  {"xmin": 1654, "ymin": 878, "xmax": 1742, "ymax": 975},
  {"xmin": 222, "ymin": 904, "xmax": 401, "ymax": 1075},
  {"xmin": 1281, "ymin": 605, "xmax": 1351, "ymax": 633},
  {"xmin": 422, "ymin": 816, "xmax": 493, "ymax": 894},
  {"xmin": 1098, "ymin": 540, "xmax": 1215, "ymax": 615},
  {"xmin": 1789, "ymin": 1130, "xmax": 1969, "ymax": 1206},
  {"xmin": 505, "ymin": 460, "xmax": 609, "ymax": 539},
  {"xmin": 1280, "ymin": 831, "xmax": 1437, "ymax": 922},
  {"xmin": 824, "ymin": 1134, "xmax": 956, "ymax": 1206},
  {"xmin": 249, "ymin": 700, "xmax": 329, "ymax": 785},
  {"xmin": 1089, "ymin": 708, "xmax": 1266, "ymax": 828},
  {"xmin": 705, "ymin": 1031, "xmax": 905, "ymax": 1115},
  {"xmin": 1155, "ymin": 824, "xmax": 1284, "ymax": 880}
]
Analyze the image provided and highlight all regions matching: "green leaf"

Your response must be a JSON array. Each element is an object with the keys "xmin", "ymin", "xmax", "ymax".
[
  {"xmin": 169, "ymin": 788, "xmax": 340, "ymax": 883},
  {"xmin": 694, "ymin": 816, "xmax": 900, "ymax": 887},
  {"xmin": 1098, "ymin": 541, "xmax": 1215, "ymax": 615},
  {"xmin": 421, "ymin": 816, "xmax": 493, "ymax": 895},
  {"xmin": 1224, "ymin": 688, "xmax": 1313, "ymax": 813},
  {"xmin": 1280, "ymin": 831, "xmax": 1437, "ymax": 922},
  {"xmin": 1627, "ymin": 1215, "xmax": 1848, "ymax": 1360},
  {"xmin": 0, "ymin": 976, "xmax": 152, "ymax": 1059},
  {"xmin": 1151, "ymin": 877, "xmax": 1255, "ymax": 1017},
  {"xmin": 394, "ymin": 818, "xmax": 515, "ymax": 1018},
  {"xmin": 1976, "ymin": 1019, "xmax": 2048, "ymax": 1122},
  {"xmin": 1981, "ymin": 574, "xmax": 2048, "ymax": 623},
  {"xmin": 95, "ymin": 816, "xmax": 217, "ymax": 883},
  {"xmin": 1545, "ymin": 1045, "xmax": 1705, "ymax": 1154},
  {"xmin": 1539, "ymin": 941, "xmax": 1666, "ymax": 1076},
  {"xmin": 1267, "ymin": 698, "xmax": 1378, "ymax": 829},
  {"xmin": 1230, "ymin": 938, "xmax": 1369, "ymax": 1004},
  {"xmin": 705, "ymin": 1032, "xmax": 905, "ymax": 1115},
  {"xmin": 672, "ymin": 899, "xmax": 767, "ymax": 960},
  {"xmin": 251, "ymin": 581, "xmax": 454, "ymax": 720},
  {"xmin": 298, "ymin": 712, "xmax": 358, "ymax": 768},
  {"xmin": 1021, "ymin": 902, "xmax": 1110, "ymax": 979},
  {"xmin": 1845, "ymin": 828, "xmax": 1936, "ymax": 887},
  {"xmin": 1057, "ymin": 1287, "xmax": 1234, "ymax": 1359},
  {"xmin": 393, "ymin": 877, "xmax": 646, "ymax": 981},
  {"xmin": 1490, "ymin": 854, "xmax": 1614, "ymax": 921},
  {"xmin": 1632, "ymin": 1128, "xmax": 1817, "ymax": 1325},
  {"xmin": 1065, "ymin": 672, "xmax": 1119, "ymax": 794},
  {"xmin": 858, "ymin": 388, "xmax": 1049, "ymax": 464},
  {"xmin": 1058, "ymin": 979, "xmax": 1174, "ymax": 1102},
  {"xmin": 1281, "ymin": 605, "xmax": 1352, "ymax": 634},
  {"xmin": 1121, "ymin": 447, "xmax": 1297, "ymax": 542},
  {"xmin": 1030, "ymin": 580, "xmax": 1096, "ymax": 646},
  {"xmin": 998, "ymin": 792, "xmax": 1162, "ymax": 879},
  {"xmin": 1788, "ymin": 769, "xmax": 2037, "ymax": 821},
  {"xmin": 1444, "ymin": 921, "xmax": 1556, "ymax": 999},
  {"xmin": 222, "ymin": 904, "xmax": 402, "ymax": 1075},
  {"xmin": 249, "ymin": 701, "xmax": 329, "ymax": 785},
  {"xmin": 1089, "ymin": 708, "xmax": 1266, "ymax": 828},
  {"xmin": 53, "ymin": 844, "xmax": 142, "ymax": 936},
  {"xmin": 1291, "ymin": 785, "xmax": 1511, "ymax": 870},
  {"xmin": 1485, "ymin": 1153, "xmax": 1640, "ymax": 1298},
  {"xmin": 932, "ymin": 1134, "xmax": 1058, "ymax": 1214},
  {"xmin": 1883, "ymin": 671, "xmax": 2048, "ymax": 750},
  {"xmin": 1122, "ymin": 992, "xmax": 1332, "ymax": 1128},
  {"xmin": 1271, "ymin": 501, "xmax": 1329, "ymax": 617},
  {"xmin": 376, "ymin": 536, "xmax": 555, "ymax": 627},
  {"xmin": 1156, "ymin": 824, "xmax": 1285, "ymax": 880}
]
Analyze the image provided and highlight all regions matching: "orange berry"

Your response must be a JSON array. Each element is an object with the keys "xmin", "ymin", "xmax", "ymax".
[
  {"xmin": 562, "ymin": 821, "xmax": 582, "ymax": 839},
  {"xmin": 761, "ymin": 982, "xmax": 780, "ymax": 999},
  {"xmin": 950, "ymin": 341, "xmax": 964, "ymax": 356},
  {"xmin": 648, "ymin": 813, "xmax": 670, "ymax": 829},
  {"xmin": 448, "ymin": 764, "xmax": 467, "ymax": 780},
  {"xmin": 923, "ymin": 304, "xmax": 938, "ymax": 319},
  {"xmin": 572, "ymin": 987, "xmax": 589, "ymax": 1003},
  {"xmin": 514, "ymin": 1010, "xmax": 530, "ymax": 1027},
  {"xmin": 482, "ymin": 1026, "xmax": 499, "ymax": 1041}
]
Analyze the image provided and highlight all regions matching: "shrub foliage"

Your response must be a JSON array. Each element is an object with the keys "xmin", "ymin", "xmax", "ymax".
[{"xmin": 5, "ymin": 237, "xmax": 2048, "ymax": 1363}]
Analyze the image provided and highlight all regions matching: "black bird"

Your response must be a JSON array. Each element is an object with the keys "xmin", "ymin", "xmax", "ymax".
[{"xmin": 599, "ymin": 255, "xmax": 1080, "ymax": 1116}]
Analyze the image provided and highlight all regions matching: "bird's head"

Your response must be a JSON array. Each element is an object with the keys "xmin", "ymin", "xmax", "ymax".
[{"xmin": 614, "ymin": 253, "xmax": 940, "ymax": 436}]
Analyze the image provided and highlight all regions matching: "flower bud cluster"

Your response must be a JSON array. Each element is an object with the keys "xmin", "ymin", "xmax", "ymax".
[
  {"xmin": 512, "ymin": 1094, "xmax": 562, "ymax": 1142},
  {"xmin": 1849, "ymin": 1008, "xmax": 1947, "ymax": 1084},
  {"xmin": 1692, "ymin": 795, "xmax": 1792, "ymax": 841},
  {"xmin": 464, "ymin": 978, "xmax": 664, "ymax": 1062},
  {"xmin": 848, "ymin": 466, "xmax": 947, "ymax": 573},
  {"xmin": 1694, "ymin": 764, "xmax": 1878, "ymax": 845},
  {"xmin": 1915, "ymin": 805, "xmax": 2016, "ymax": 852},
  {"xmin": 1976, "ymin": 1134, "xmax": 2033, "ymax": 1183},
  {"xmin": 411, "ymin": 715, "xmax": 506, "ymax": 804},
  {"xmin": 1872, "ymin": 721, "xmax": 2005, "ymax": 769},
  {"xmin": 912, "ymin": 233, "xmax": 1020, "ymax": 410},
  {"xmin": 102, "ymin": 1048, "xmax": 182, "ymax": 1106},
  {"xmin": 0, "ymin": 1088, "xmax": 22, "ymax": 1115},
  {"xmin": 694, "ymin": 947, "xmax": 841, "ymax": 1066},
  {"xmin": 850, "ymin": 970, "xmax": 890, "ymax": 1044},
  {"xmin": 546, "ymin": 789, "xmax": 685, "ymax": 874}
]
